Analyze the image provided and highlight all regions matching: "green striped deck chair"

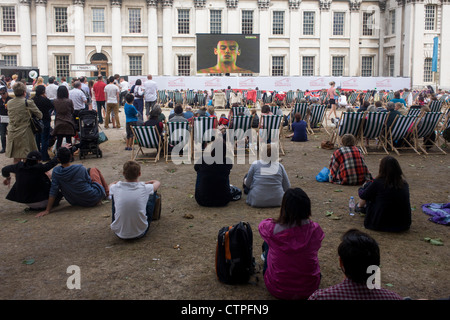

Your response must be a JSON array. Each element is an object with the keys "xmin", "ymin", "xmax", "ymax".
[
  {"xmin": 230, "ymin": 115, "xmax": 255, "ymax": 154},
  {"xmin": 297, "ymin": 90, "xmax": 305, "ymax": 102},
  {"xmin": 229, "ymin": 105, "xmax": 248, "ymax": 128},
  {"xmin": 157, "ymin": 90, "xmax": 167, "ymax": 104},
  {"xmin": 363, "ymin": 92, "xmax": 371, "ymax": 102},
  {"xmin": 308, "ymin": 104, "xmax": 327, "ymax": 134},
  {"xmin": 174, "ymin": 91, "xmax": 184, "ymax": 105},
  {"xmin": 385, "ymin": 92, "xmax": 395, "ymax": 102},
  {"xmin": 331, "ymin": 112, "xmax": 364, "ymax": 146},
  {"xmin": 131, "ymin": 125, "xmax": 163, "ymax": 162},
  {"xmin": 259, "ymin": 114, "xmax": 285, "ymax": 155},
  {"xmin": 412, "ymin": 91, "xmax": 421, "ymax": 102},
  {"xmin": 167, "ymin": 90, "xmax": 174, "ymax": 103},
  {"xmin": 165, "ymin": 121, "xmax": 191, "ymax": 162},
  {"xmin": 348, "ymin": 92, "xmax": 359, "ymax": 106},
  {"xmin": 429, "ymin": 101, "xmax": 443, "ymax": 113},
  {"xmin": 414, "ymin": 112, "xmax": 446, "ymax": 155},
  {"xmin": 285, "ymin": 91, "xmax": 295, "ymax": 105},
  {"xmin": 263, "ymin": 92, "xmax": 273, "ymax": 104},
  {"xmin": 270, "ymin": 105, "xmax": 281, "ymax": 115},
  {"xmin": 185, "ymin": 90, "xmax": 196, "ymax": 105},
  {"xmin": 192, "ymin": 116, "xmax": 217, "ymax": 159},
  {"xmin": 386, "ymin": 115, "xmax": 420, "ymax": 155},
  {"xmin": 361, "ymin": 112, "xmax": 389, "ymax": 154},
  {"xmin": 289, "ymin": 103, "xmax": 309, "ymax": 129},
  {"xmin": 407, "ymin": 108, "xmax": 422, "ymax": 116},
  {"xmin": 197, "ymin": 92, "xmax": 206, "ymax": 106},
  {"xmin": 401, "ymin": 92, "xmax": 410, "ymax": 100},
  {"xmin": 256, "ymin": 90, "xmax": 263, "ymax": 101}
]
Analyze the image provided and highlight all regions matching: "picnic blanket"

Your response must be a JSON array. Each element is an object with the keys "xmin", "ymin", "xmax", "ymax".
[{"xmin": 421, "ymin": 203, "xmax": 450, "ymax": 226}]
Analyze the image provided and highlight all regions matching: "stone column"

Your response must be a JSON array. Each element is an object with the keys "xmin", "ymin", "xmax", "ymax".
[
  {"xmin": 73, "ymin": 0, "xmax": 86, "ymax": 77},
  {"xmin": 378, "ymin": 1, "xmax": 386, "ymax": 77},
  {"xmin": 35, "ymin": 0, "xmax": 48, "ymax": 76},
  {"xmin": 194, "ymin": 0, "xmax": 207, "ymax": 34},
  {"xmin": 349, "ymin": 0, "xmax": 360, "ymax": 76},
  {"xmin": 111, "ymin": 0, "xmax": 122, "ymax": 75},
  {"xmin": 394, "ymin": 1, "xmax": 403, "ymax": 77},
  {"xmin": 289, "ymin": 1, "xmax": 301, "ymax": 76},
  {"xmin": 440, "ymin": 1, "xmax": 450, "ymax": 88},
  {"xmin": 226, "ymin": 0, "xmax": 239, "ymax": 33},
  {"xmin": 258, "ymin": 0, "xmax": 270, "ymax": 76},
  {"xmin": 18, "ymin": 0, "xmax": 32, "ymax": 66},
  {"xmin": 411, "ymin": 1, "xmax": 425, "ymax": 87},
  {"xmin": 162, "ymin": 0, "xmax": 173, "ymax": 75},
  {"xmin": 319, "ymin": 0, "xmax": 331, "ymax": 76},
  {"xmin": 147, "ymin": 0, "xmax": 158, "ymax": 75}
]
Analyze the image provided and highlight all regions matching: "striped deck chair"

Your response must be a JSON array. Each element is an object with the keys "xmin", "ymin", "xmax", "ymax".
[
  {"xmin": 385, "ymin": 115, "xmax": 420, "ymax": 155},
  {"xmin": 407, "ymin": 108, "xmax": 422, "ymax": 116},
  {"xmin": 165, "ymin": 121, "xmax": 191, "ymax": 162},
  {"xmin": 256, "ymin": 90, "xmax": 263, "ymax": 101},
  {"xmin": 289, "ymin": 103, "xmax": 309, "ymax": 129},
  {"xmin": 259, "ymin": 114, "xmax": 285, "ymax": 155},
  {"xmin": 263, "ymin": 92, "xmax": 273, "ymax": 104},
  {"xmin": 191, "ymin": 116, "xmax": 217, "ymax": 159},
  {"xmin": 197, "ymin": 92, "xmax": 206, "ymax": 106},
  {"xmin": 297, "ymin": 90, "xmax": 305, "ymax": 102},
  {"xmin": 429, "ymin": 101, "xmax": 443, "ymax": 113},
  {"xmin": 174, "ymin": 91, "xmax": 184, "ymax": 105},
  {"xmin": 131, "ymin": 125, "xmax": 163, "ymax": 162},
  {"xmin": 319, "ymin": 91, "xmax": 327, "ymax": 104},
  {"xmin": 363, "ymin": 92, "xmax": 371, "ymax": 102},
  {"xmin": 401, "ymin": 92, "xmax": 410, "ymax": 100},
  {"xmin": 185, "ymin": 90, "xmax": 196, "ymax": 106},
  {"xmin": 270, "ymin": 105, "xmax": 281, "ymax": 115},
  {"xmin": 412, "ymin": 91, "xmax": 421, "ymax": 102},
  {"xmin": 229, "ymin": 105, "xmax": 248, "ymax": 128},
  {"xmin": 414, "ymin": 112, "xmax": 446, "ymax": 155},
  {"xmin": 361, "ymin": 112, "xmax": 389, "ymax": 154},
  {"xmin": 285, "ymin": 91, "xmax": 295, "ymax": 106},
  {"xmin": 385, "ymin": 92, "xmax": 395, "ymax": 102},
  {"xmin": 348, "ymin": 92, "xmax": 359, "ymax": 106},
  {"xmin": 437, "ymin": 110, "xmax": 450, "ymax": 145},
  {"xmin": 330, "ymin": 112, "xmax": 364, "ymax": 146},
  {"xmin": 230, "ymin": 115, "xmax": 255, "ymax": 155},
  {"xmin": 157, "ymin": 90, "xmax": 167, "ymax": 105},
  {"xmin": 167, "ymin": 90, "xmax": 174, "ymax": 103},
  {"xmin": 308, "ymin": 104, "xmax": 327, "ymax": 134}
]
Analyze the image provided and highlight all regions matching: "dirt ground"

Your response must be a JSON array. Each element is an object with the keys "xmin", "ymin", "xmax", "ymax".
[{"xmin": 0, "ymin": 107, "xmax": 449, "ymax": 301}]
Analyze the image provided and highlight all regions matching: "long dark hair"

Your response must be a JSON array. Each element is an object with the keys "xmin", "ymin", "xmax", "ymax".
[
  {"xmin": 274, "ymin": 188, "xmax": 311, "ymax": 226},
  {"xmin": 57, "ymin": 85, "xmax": 69, "ymax": 99},
  {"xmin": 376, "ymin": 156, "xmax": 405, "ymax": 189}
]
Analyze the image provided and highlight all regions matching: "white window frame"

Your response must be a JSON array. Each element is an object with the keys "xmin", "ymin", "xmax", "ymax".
[
  {"xmin": 178, "ymin": 9, "xmax": 190, "ymax": 35},
  {"xmin": 2, "ymin": 54, "xmax": 17, "ymax": 66},
  {"xmin": 361, "ymin": 56, "xmax": 374, "ymax": 77},
  {"xmin": 331, "ymin": 56, "xmax": 344, "ymax": 77},
  {"xmin": 423, "ymin": 58, "xmax": 433, "ymax": 82},
  {"xmin": 129, "ymin": 55, "xmax": 143, "ymax": 76},
  {"xmin": 424, "ymin": 5, "xmax": 436, "ymax": 31},
  {"xmin": 242, "ymin": 10, "xmax": 253, "ymax": 34},
  {"xmin": 177, "ymin": 55, "xmax": 191, "ymax": 76},
  {"xmin": 272, "ymin": 56, "xmax": 284, "ymax": 76},
  {"xmin": 1, "ymin": 6, "xmax": 16, "ymax": 33},
  {"xmin": 54, "ymin": 7, "xmax": 68, "ymax": 33},
  {"xmin": 55, "ymin": 55, "xmax": 70, "ymax": 78},
  {"xmin": 332, "ymin": 12, "xmax": 345, "ymax": 36},
  {"xmin": 92, "ymin": 8, "xmax": 105, "ymax": 33},
  {"xmin": 210, "ymin": 10, "xmax": 222, "ymax": 34},
  {"xmin": 303, "ymin": 11, "xmax": 315, "ymax": 36},
  {"xmin": 272, "ymin": 11, "xmax": 284, "ymax": 35},
  {"xmin": 128, "ymin": 8, "xmax": 142, "ymax": 34},
  {"xmin": 302, "ymin": 56, "xmax": 315, "ymax": 77}
]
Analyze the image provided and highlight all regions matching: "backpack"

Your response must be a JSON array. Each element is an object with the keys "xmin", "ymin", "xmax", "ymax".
[
  {"xmin": 134, "ymin": 85, "xmax": 144, "ymax": 99},
  {"xmin": 215, "ymin": 221, "xmax": 255, "ymax": 284}
]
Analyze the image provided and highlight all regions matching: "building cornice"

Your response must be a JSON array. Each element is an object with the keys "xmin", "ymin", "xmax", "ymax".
[
  {"xmin": 110, "ymin": 0, "xmax": 122, "ymax": 7},
  {"xmin": 226, "ymin": 0, "xmax": 239, "ymax": 9},
  {"xmin": 319, "ymin": 0, "xmax": 332, "ymax": 11},
  {"xmin": 289, "ymin": 0, "xmax": 301, "ymax": 10},
  {"xmin": 258, "ymin": 0, "xmax": 270, "ymax": 10},
  {"xmin": 349, "ymin": 0, "xmax": 362, "ymax": 11}
]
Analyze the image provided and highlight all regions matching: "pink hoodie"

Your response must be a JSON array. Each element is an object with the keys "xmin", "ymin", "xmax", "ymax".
[{"xmin": 258, "ymin": 218, "xmax": 324, "ymax": 300}]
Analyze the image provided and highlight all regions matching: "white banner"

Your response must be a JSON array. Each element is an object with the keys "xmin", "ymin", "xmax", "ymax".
[{"xmin": 128, "ymin": 76, "xmax": 411, "ymax": 91}]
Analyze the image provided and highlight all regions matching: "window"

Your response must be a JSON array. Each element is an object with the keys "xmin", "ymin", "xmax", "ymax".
[
  {"xmin": 3, "ymin": 55, "xmax": 17, "ymax": 66},
  {"xmin": 92, "ymin": 8, "xmax": 105, "ymax": 33},
  {"xmin": 303, "ymin": 12, "xmax": 315, "ymax": 36},
  {"xmin": 423, "ymin": 58, "xmax": 433, "ymax": 82},
  {"xmin": 362, "ymin": 12, "xmax": 374, "ymax": 36},
  {"xmin": 129, "ymin": 8, "xmax": 141, "ymax": 33},
  {"xmin": 389, "ymin": 10, "xmax": 395, "ymax": 35},
  {"xmin": 361, "ymin": 56, "xmax": 373, "ymax": 77},
  {"xmin": 210, "ymin": 10, "xmax": 222, "ymax": 34},
  {"xmin": 333, "ymin": 12, "xmax": 345, "ymax": 36},
  {"xmin": 273, "ymin": 11, "xmax": 284, "ymax": 35},
  {"xmin": 178, "ymin": 56, "xmax": 190, "ymax": 76},
  {"xmin": 55, "ymin": 55, "xmax": 70, "ymax": 77},
  {"xmin": 332, "ymin": 57, "xmax": 344, "ymax": 77},
  {"xmin": 425, "ymin": 5, "xmax": 436, "ymax": 31},
  {"xmin": 178, "ymin": 9, "xmax": 189, "ymax": 34},
  {"xmin": 1, "ymin": 6, "xmax": 15, "ymax": 32},
  {"xmin": 272, "ymin": 56, "xmax": 284, "ymax": 76},
  {"xmin": 388, "ymin": 55, "xmax": 394, "ymax": 77},
  {"xmin": 302, "ymin": 56, "xmax": 314, "ymax": 76},
  {"xmin": 242, "ymin": 10, "xmax": 253, "ymax": 34},
  {"xmin": 129, "ymin": 56, "xmax": 142, "ymax": 76},
  {"xmin": 55, "ymin": 7, "xmax": 68, "ymax": 33}
]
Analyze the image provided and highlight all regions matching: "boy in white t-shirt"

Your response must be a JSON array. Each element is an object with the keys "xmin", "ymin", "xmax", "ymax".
[{"xmin": 110, "ymin": 161, "xmax": 161, "ymax": 240}]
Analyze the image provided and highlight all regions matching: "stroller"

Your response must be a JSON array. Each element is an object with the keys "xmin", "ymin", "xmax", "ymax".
[{"xmin": 77, "ymin": 110, "xmax": 102, "ymax": 159}]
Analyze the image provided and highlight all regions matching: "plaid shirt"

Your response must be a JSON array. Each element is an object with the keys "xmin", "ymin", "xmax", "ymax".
[
  {"xmin": 308, "ymin": 278, "xmax": 403, "ymax": 300},
  {"xmin": 329, "ymin": 146, "xmax": 372, "ymax": 185}
]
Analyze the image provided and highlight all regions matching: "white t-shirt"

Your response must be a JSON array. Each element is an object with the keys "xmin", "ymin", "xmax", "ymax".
[
  {"xmin": 104, "ymin": 83, "xmax": 120, "ymax": 103},
  {"xmin": 110, "ymin": 181, "xmax": 154, "ymax": 239},
  {"xmin": 45, "ymin": 83, "xmax": 58, "ymax": 100},
  {"xmin": 120, "ymin": 81, "xmax": 129, "ymax": 92},
  {"xmin": 144, "ymin": 79, "xmax": 157, "ymax": 102}
]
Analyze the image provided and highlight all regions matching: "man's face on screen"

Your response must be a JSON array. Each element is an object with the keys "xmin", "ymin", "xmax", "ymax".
[{"xmin": 214, "ymin": 40, "xmax": 240, "ymax": 65}]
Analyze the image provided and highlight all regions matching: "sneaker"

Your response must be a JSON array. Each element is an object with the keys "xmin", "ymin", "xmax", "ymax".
[
  {"xmin": 355, "ymin": 205, "xmax": 366, "ymax": 214},
  {"xmin": 0, "ymin": 149, "xmax": 5, "ymax": 154},
  {"xmin": 261, "ymin": 254, "xmax": 265, "ymax": 262}
]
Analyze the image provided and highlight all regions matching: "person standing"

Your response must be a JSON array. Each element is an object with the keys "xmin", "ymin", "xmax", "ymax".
[
  {"xmin": 0, "ymin": 85, "xmax": 12, "ymax": 153},
  {"xmin": 143, "ymin": 75, "xmax": 157, "ymax": 119},
  {"xmin": 326, "ymin": 81, "xmax": 338, "ymax": 120},
  {"xmin": 32, "ymin": 85, "xmax": 53, "ymax": 161},
  {"xmin": 45, "ymin": 76, "xmax": 59, "ymax": 102},
  {"xmin": 104, "ymin": 76, "xmax": 121, "ymax": 129},
  {"xmin": 93, "ymin": 75, "xmax": 107, "ymax": 124},
  {"xmin": 69, "ymin": 81, "xmax": 87, "ymax": 131},
  {"xmin": 130, "ymin": 79, "xmax": 145, "ymax": 121},
  {"xmin": 52, "ymin": 86, "xmax": 76, "ymax": 150},
  {"xmin": 119, "ymin": 77, "xmax": 129, "ymax": 106},
  {"xmin": 79, "ymin": 76, "xmax": 91, "ymax": 110}
]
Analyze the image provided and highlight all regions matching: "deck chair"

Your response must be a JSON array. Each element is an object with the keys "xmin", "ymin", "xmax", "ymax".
[
  {"xmin": 191, "ymin": 116, "xmax": 217, "ymax": 160},
  {"xmin": 429, "ymin": 101, "xmax": 443, "ymax": 113},
  {"xmin": 330, "ymin": 112, "xmax": 365, "ymax": 146},
  {"xmin": 197, "ymin": 92, "xmax": 206, "ymax": 106},
  {"xmin": 407, "ymin": 108, "xmax": 422, "ymax": 116},
  {"xmin": 385, "ymin": 115, "xmax": 420, "ymax": 155},
  {"xmin": 185, "ymin": 90, "xmax": 196, "ymax": 106},
  {"xmin": 158, "ymin": 90, "xmax": 167, "ymax": 105},
  {"xmin": 414, "ymin": 112, "xmax": 446, "ymax": 155},
  {"xmin": 167, "ymin": 90, "xmax": 174, "ymax": 103},
  {"xmin": 165, "ymin": 121, "xmax": 191, "ymax": 162},
  {"xmin": 385, "ymin": 92, "xmax": 395, "ymax": 102},
  {"xmin": 174, "ymin": 91, "xmax": 184, "ymax": 105},
  {"xmin": 229, "ymin": 115, "xmax": 255, "ymax": 155},
  {"xmin": 131, "ymin": 125, "xmax": 163, "ymax": 162},
  {"xmin": 308, "ymin": 104, "xmax": 327, "ymax": 134},
  {"xmin": 285, "ymin": 90, "xmax": 295, "ymax": 106},
  {"xmin": 289, "ymin": 103, "xmax": 309, "ymax": 129},
  {"xmin": 297, "ymin": 90, "xmax": 305, "ymax": 102},
  {"xmin": 270, "ymin": 105, "xmax": 281, "ymax": 115},
  {"xmin": 259, "ymin": 114, "xmax": 285, "ymax": 156},
  {"xmin": 360, "ymin": 112, "xmax": 389, "ymax": 154},
  {"xmin": 347, "ymin": 92, "xmax": 358, "ymax": 106}
]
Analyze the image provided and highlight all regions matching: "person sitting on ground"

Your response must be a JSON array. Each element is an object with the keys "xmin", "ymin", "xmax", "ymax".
[
  {"xmin": 308, "ymin": 229, "xmax": 403, "ymax": 300},
  {"xmin": 2, "ymin": 150, "xmax": 63, "ymax": 211},
  {"xmin": 357, "ymin": 156, "xmax": 411, "ymax": 232},
  {"xmin": 244, "ymin": 143, "xmax": 290, "ymax": 207},
  {"xmin": 259, "ymin": 187, "xmax": 324, "ymax": 300},
  {"xmin": 168, "ymin": 104, "xmax": 188, "ymax": 123},
  {"xmin": 110, "ymin": 160, "xmax": 161, "ymax": 240},
  {"xmin": 124, "ymin": 94, "xmax": 139, "ymax": 151},
  {"xmin": 329, "ymin": 134, "xmax": 372, "ymax": 186},
  {"xmin": 285, "ymin": 112, "xmax": 308, "ymax": 142},
  {"xmin": 35, "ymin": 147, "xmax": 109, "ymax": 217}
]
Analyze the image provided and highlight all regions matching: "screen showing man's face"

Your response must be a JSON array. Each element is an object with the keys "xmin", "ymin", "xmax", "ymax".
[{"xmin": 214, "ymin": 40, "xmax": 240, "ymax": 65}]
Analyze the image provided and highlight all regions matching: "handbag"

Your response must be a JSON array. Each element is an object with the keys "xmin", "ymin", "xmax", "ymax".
[
  {"xmin": 26, "ymin": 100, "xmax": 44, "ymax": 134},
  {"xmin": 98, "ymin": 130, "xmax": 108, "ymax": 144}
]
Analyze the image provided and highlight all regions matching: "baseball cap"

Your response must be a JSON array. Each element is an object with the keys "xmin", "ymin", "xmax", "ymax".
[{"xmin": 26, "ymin": 151, "xmax": 42, "ymax": 161}]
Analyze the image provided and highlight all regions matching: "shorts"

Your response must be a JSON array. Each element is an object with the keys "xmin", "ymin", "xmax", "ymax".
[
  {"xmin": 329, "ymin": 99, "xmax": 336, "ymax": 105},
  {"xmin": 126, "ymin": 121, "xmax": 137, "ymax": 139}
]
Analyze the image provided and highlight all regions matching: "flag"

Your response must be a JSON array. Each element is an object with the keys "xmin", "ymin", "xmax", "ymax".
[{"xmin": 432, "ymin": 36, "xmax": 438, "ymax": 72}]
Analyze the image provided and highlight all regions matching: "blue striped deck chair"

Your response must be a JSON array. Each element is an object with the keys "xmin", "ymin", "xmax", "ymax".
[
  {"xmin": 308, "ymin": 104, "xmax": 327, "ymax": 134},
  {"xmin": 361, "ymin": 112, "xmax": 389, "ymax": 154},
  {"xmin": 191, "ymin": 116, "xmax": 217, "ymax": 159},
  {"xmin": 414, "ymin": 112, "xmax": 446, "ymax": 155},
  {"xmin": 174, "ymin": 91, "xmax": 184, "ymax": 105},
  {"xmin": 348, "ymin": 92, "xmax": 359, "ymax": 106},
  {"xmin": 230, "ymin": 115, "xmax": 255, "ymax": 155},
  {"xmin": 439, "ymin": 94, "xmax": 448, "ymax": 103},
  {"xmin": 331, "ymin": 112, "xmax": 364, "ymax": 146},
  {"xmin": 131, "ymin": 125, "xmax": 163, "ymax": 162},
  {"xmin": 386, "ymin": 115, "xmax": 420, "ymax": 155},
  {"xmin": 185, "ymin": 90, "xmax": 196, "ymax": 106},
  {"xmin": 429, "ymin": 101, "xmax": 443, "ymax": 113},
  {"xmin": 259, "ymin": 114, "xmax": 285, "ymax": 155},
  {"xmin": 157, "ymin": 90, "xmax": 167, "ymax": 105},
  {"xmin": 289, "ymin": 103, "xmax": 309, "ymax": 129},
  {"xmin": 197, "ymin": 92, "xmax": 206, "ymax": 106},
  {"xmin": 165, "ymin": 121, "xmax": 192, "ymax": 162},
  {"xmin": 401, "ymin": 92, "xmax": 410, "ymax": 100}
]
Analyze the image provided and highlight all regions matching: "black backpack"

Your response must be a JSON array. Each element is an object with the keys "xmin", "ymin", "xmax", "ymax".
[{"xmin": 215, "ymin": 221, "xmax": 255, "ymax": 284}]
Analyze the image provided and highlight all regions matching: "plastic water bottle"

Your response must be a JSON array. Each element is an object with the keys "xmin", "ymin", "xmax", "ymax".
[{"xmin": 349, "ymin": 197, "xmax": 355, "ymax": 216}]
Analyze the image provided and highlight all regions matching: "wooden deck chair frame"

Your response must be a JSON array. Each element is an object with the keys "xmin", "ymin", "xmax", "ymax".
[
  {"xmin": 258, "ymin": 114, "xmax": 285, "ymax": 156},
  {"xmin": 307, "ymin": 104, "xmax": 328, "ymax": 135},
  {"xmin": 330, "ymin": 112, "xmax": 365, "ymax": 147},
  {"xmin": 413, "ymin": 112, "xmax": 446, "ymax": 155},
  {"xmin": 230, "ymin": 115, "xmax": 255, "ymax": 155},
  {"xmin": 191, "ymin": 116, "xmax": 217, "ymax": 160},
  {"xmin": 165, "ymin": 121, "xmax": 192, "ymax": 163},
  {"xmin": 131, "ymin": 125, "xmax": 163, "ymax": 162},
  {"xmin": 385, "ymin": 115, "xmax": 420, "ymax": 155},
  {"xmin": 360, "ymin": 112, "xmax": 389, "ymax": 155}
]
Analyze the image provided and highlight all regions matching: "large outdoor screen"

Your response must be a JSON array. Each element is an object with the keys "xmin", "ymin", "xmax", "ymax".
[{"xmin": 196, "ymin": 34, "xmax": 260, "ymax": 74}]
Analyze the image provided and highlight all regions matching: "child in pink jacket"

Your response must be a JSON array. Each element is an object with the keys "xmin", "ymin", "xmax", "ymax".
[{"xmin": 258, "ymin": 188, "xmax": 324, "ymax": 300}]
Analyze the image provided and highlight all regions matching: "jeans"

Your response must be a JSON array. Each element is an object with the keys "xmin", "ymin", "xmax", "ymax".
[
  {"xmin": 35, "ymin": 119, "xmax": 51, "ymax": 161},
  {"xmin": 145, "ymin": 100, "xmax": 156, "ymax": 118},
  {"xmin": 111, "ymin": 192, "xmax": 158, "ymax": 239},
  {"xmin": 0, "ymin": 122, "xmax": 7, "ymax": 151},
  {"xmin": 96, "ymin": 101, "xmax": 105, "ymax": 124}
]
